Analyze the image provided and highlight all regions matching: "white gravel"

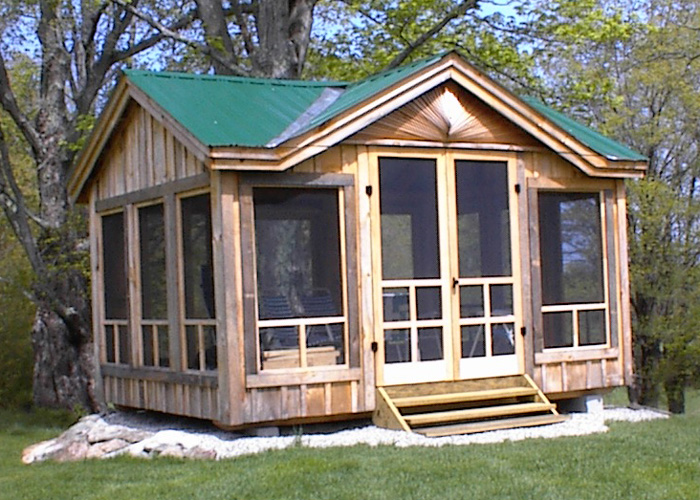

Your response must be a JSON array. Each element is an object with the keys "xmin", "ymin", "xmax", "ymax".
[{"xmin": 103, "ymin": 406, "xmax": 668, "ymax": 460}]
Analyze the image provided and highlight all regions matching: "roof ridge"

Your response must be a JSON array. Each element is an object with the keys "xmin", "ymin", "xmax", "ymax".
[
  {"xmin": 123, "ymin": 69, "xmax": 347, "ymax": 88},
  {"xmin": 345, "ymin": 52, "xmax": 448, "ymax": 89}
]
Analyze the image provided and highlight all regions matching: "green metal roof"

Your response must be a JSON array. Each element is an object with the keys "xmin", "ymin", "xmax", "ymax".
[
  {"xmin": 122, "ymin": 54, "xmax": 646, "ymax": 163},
  {"xmin": 124, "ymin": 70, "xmax": 345, "ymax": 147},
  {"xmin": 521, "ymin": 96, "xmax": 647, "ymax": 162},
  {"xmin": 304, "ymin": 54, "xmax": 445, "ymax": 131}
]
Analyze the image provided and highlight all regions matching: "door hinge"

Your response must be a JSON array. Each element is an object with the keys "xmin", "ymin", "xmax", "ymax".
[
  {"xmin": 371, "ymin": 341, "xmax": 378, "ymax": 352},
  {"xmin": 514, "ymin": 183, "xmax": 521, "ymax": 194},
  {"xmin": 520, "ymin": 326, "xmax": 527, "ymax": 337},
  {"xmin": 366, "ymin": 185, "xmax": 373, "ymax": 196}
]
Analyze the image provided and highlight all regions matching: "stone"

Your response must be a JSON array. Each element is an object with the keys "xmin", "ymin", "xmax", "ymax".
[
  {"xmin": 86, "ymin": 439, "xmax": 130, "ymax": 459},
  {"xmin": 22, "ymin": 439, "xmax": 60, "ymax": 465},
  {"xmin": 247, "ymin": 426, "xmax": 280, "ymax": 437},
  {"xmin": 87, "ymin": 420, "xmax": 153, "ymax": 444},
  {"xmin": 188, "ymin": 446, "xmax": 217, "ymax": 460},
  {"xmin": 53, "ymin": 440, "xmax": 90, "ymax": 462},
  {"xmin": 155, "ymin": 445, "xmax": 185, "ymax": 458}
]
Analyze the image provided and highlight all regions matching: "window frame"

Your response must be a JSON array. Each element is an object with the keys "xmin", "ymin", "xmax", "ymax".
[
  {"xmin": 98, "ymin": 208, "xmax": 130, "ymax": 366},
  {"xmin": 94, "ymin": 174, "xmax": 214, "ymax": 376},
  {"xmin": 240, "ymin": 173, "xmax": 360, "ymax": 383},
  {"xmin": 135, "ymin": 198, "xmax": 171, "ymax": 369},
  {"xmin": 530, "ymin": 184, "xmax": 620, "ymax": 363},
  {"xmin": 176, "ymin": 189, "xmax": 218, "ymax": 372}
]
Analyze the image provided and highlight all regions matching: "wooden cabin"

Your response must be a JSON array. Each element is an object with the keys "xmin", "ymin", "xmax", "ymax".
[{"xmin": 69, "ymin": 52, "xmax": 647, "ymax": 436}]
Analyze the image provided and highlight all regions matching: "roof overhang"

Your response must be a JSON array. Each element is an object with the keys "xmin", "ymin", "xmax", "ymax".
[
  {"xmin": 69, "ymin": 53, "xmax": 646, "ymax": 203},
  {"xmin": 69, "ymin": 77, "xmax": 212, "ymax": 203},
  {"xmin": 206, "ymin": 53, "xmax": 646, "ymax": 177}
]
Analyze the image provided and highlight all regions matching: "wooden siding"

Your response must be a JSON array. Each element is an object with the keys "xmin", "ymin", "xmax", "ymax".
[
  {"xmin": 525, "ymin": 151, "xmax": 630, "ymax": 397},
  {"xmin": 534, "ymin": 358, "xmax": 623, "ymax": 395},
  {"xmin": 226, "ymin": 156, "xmax": 372, "ymax": 427},
  {"xmin": 102, "ymin": 367, "xmax": 218, "ymax": 420},
  {"xmin": 349, "ymin": 82, "xmax": 541, "ymax": 148},
  {"xmin": 241, "ymin": 380, "xmax": 362, "ymax": 424},
  {"xmin": 94, "ymin": 103, "xmax": 206, "ymax": 201}
]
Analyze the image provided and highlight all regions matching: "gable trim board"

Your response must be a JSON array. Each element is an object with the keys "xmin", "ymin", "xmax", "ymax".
[{"xmin": 69, "ymin": 52, "xmax": 646, "ymax": 202}]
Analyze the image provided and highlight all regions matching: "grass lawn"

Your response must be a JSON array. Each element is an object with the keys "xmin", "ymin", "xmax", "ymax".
[{"xmin": 1, "ymin": 397, "xmax": 699, "ymax": 500}]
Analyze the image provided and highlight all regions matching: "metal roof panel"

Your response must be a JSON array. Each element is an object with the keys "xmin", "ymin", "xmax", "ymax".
[
  {"xmin": 521, "ymin": 96, "xmax": 647, "ymax": 162},
  {"xmin": 124, "ymin": 70, "xmax": 345, "ymax": 147}
]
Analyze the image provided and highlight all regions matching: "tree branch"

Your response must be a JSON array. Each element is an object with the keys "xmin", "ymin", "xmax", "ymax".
[
  {"xmin": 0, "ymin": 54, "xmax": 43, "ymax": 157},
  {"xmin": 0, "ymin": 124, "xmax": 48, "ymax": 277},
  {"xmin": 110, "ymin": 0, "xmax": 250, "ymax": 76},
  {"xmin": 384, "ymin": 0, "xmax": 479, "ymax": 71}
]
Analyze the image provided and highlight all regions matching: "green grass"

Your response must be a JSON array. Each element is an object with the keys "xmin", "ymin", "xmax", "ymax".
[{"xmin": 2, "ymin": 405, "xmax": 699, "ymax": 500}]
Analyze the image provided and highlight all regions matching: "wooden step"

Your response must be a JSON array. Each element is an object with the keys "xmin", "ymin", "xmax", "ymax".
[
  {"xmin": 392, "ymin": 386, "xmax": 538, "ymax": 408},
  {"xmin": 405, "ymin": 402, "xmax": 556, "ymax": 426},
  {"xmin": 417, "ymin": 414, "xmax": 569, "ymax": 438}
]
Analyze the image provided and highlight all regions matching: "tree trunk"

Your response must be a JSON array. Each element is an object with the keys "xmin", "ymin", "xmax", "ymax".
[
  {"xmin": 32, "ymin": 307, "xmax": 95, "ymax": 411},
  {"xmin": 664, "ymin": 375, "xmax": 685, "ymax": 414},
  {"xmin": 630, "ymin": 328, "xmax": 662, "ymax": 407},
  {"xmin": 31, "ymin": 218, "xmax": 96, "ymax": 411},
  {"xmin": 254, "ymin": 0, "xmax": 316, "ymax": 78}
]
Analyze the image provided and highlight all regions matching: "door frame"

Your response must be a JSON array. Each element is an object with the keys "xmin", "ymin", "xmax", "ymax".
[{"xmin": 368, "ymin": 147, "xmax": 525, "ymax": 386}]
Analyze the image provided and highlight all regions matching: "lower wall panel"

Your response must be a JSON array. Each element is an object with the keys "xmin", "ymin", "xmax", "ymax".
[
  {"xmin": 103, "ymin": 375, "xmax": 218, "ymax": 420},
  {"xmin": 534, "ymin": 358, "xmax": 624, "ymax": 396},
  {"xmin": 244, "ymin": 380, "xmax": 360, "ymax": 425}
]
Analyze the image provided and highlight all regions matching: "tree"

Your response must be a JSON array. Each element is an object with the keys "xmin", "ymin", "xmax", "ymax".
[
  {"xmin": 528, "ymin": 0, "xmax": 700, "ymax": 412},
  {"xmin": 0, "ymin": 0, "xmax": 198, "ymax": 410},
  {"xmin": 2, "ymin": 0, "xmax": 542, "ymax": 410}
]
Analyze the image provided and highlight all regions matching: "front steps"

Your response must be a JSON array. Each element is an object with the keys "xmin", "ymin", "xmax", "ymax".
[{"xmin": 373, "ymin": 374, "xmax": 567, "ymax": 437}]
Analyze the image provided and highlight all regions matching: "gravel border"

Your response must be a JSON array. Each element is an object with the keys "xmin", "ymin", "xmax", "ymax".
[{"xmin": 101, "ymin": 406, "xmax": 668, "ymax": 460}]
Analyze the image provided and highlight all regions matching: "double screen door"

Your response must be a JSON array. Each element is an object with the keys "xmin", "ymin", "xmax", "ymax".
[{"xmin": 371, "ymin": 152, "xmax": 522, "ymax": 385}]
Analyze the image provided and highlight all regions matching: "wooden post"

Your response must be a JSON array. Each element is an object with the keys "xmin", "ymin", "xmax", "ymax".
[{"xmin": 212, "ymin": 171, "xmax": 246, "ymax": 426}]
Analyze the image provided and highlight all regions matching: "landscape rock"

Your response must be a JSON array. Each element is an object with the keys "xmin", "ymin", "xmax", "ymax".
[{"xmin": 86, "ymin": 438, "xmax": 131, "ymax": 459}]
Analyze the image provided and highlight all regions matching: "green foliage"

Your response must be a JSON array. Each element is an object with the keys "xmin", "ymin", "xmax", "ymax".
[
  {"xmin": 0, "ymin": 228, "xmax": 35, "ymax": 409},
  {"xmin": 531, "ymin": 0, "xmax": 700, "ymax": 411},
  {"xmin": 304, "ymin": 0, "xmax": 540, "ymax": 86}
]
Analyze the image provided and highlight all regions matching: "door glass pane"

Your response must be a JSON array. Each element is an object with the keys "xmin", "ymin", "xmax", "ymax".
[
  {"xmin": 418, "ymin": 328, "xmax": 443, "ymax": 361},
  {"xmin": 539, "ymin": 192, "xmax": 604, "ymax": 305},
  {"xmin": 416, "ymin": 287, "xmax": 442, "ymax": 320},
  {"xmin": 385, "ymin": 329, "xmax": 410, "ymax": 363},
  {"xmin": 543, "ymin": 311, "xmax": 574, "ymax": 348},
  {"xmin": 254, "ymin": 188, "xmax": 343, "ymax": 319},
  {"xmin": 456, "ymin": 161, "xmax": 511, "ymax": 277},
  {"xmin": 492, "ymin": 323, "xmax": 515, "ymax": 355},
  {"xmin": 460, "ymin": 286, "xmax": 484, "ymax": 318},
  {"xmin": 579, "ymin": 309, "xmax": 606, "ymax": 346},
  {"xmin": 461, "ymin": 325, "xmax": 485, "ymax": 358},
  {"xmin": 490, "ymin": 285, "xmax": 513, "ymax": 316},
  {"xmin": 139, "ymin": 204, "xmax": 167, "ymax": 320},
  {"xmin": 379, "ymin": 158, "xmax": 440, "ymax": 279},
  {"xmin": 383, "ymin": 287, "xmax": 409, "ymax": 322}
]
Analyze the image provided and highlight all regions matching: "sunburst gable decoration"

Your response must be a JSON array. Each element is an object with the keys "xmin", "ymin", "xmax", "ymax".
[{"xmin": 351, "ymin": 82, "xmax": 539, "ymax": 146}]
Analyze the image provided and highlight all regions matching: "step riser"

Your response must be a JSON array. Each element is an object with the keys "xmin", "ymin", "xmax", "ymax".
[
  {"xmin": 406, "ymin": 402, "xmax": 556, "ymax": 426},
  {"xmin": 393, "ymin": 387, "xmax": 539, "ymax": 408},
  {"xmin": 373, "ymin": 375, "xmax": 564, "ymax": 437},
  {"xmin": 419, "ymin": 415, "xmax": 569, "ymax": 437}
]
